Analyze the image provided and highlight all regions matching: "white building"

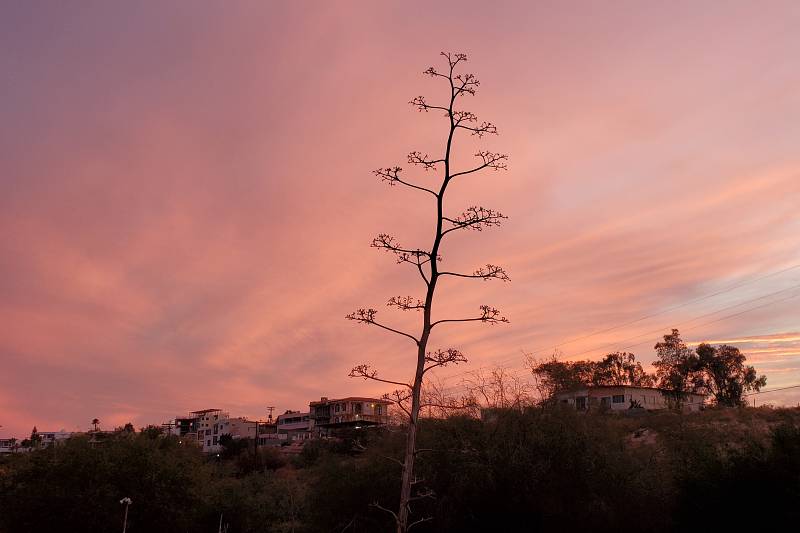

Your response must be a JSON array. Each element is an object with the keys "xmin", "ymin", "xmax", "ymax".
[
  {"xmin": 191, "ymin": 409, "xmax": 230, "ymax": 453},
  {"xmin": 276, "ymin": 411, "xmax": 312, "ymax": 441},
  {"xmin": 555, "ymin": 385, "xmax": 705, "ymax": 412}
]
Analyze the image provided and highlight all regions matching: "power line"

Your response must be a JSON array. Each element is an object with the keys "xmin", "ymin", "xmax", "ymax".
[
  {"xmin": 436, "ymin": 285, "xmax": 800, "ymax": 396},
  {"xmin": 743, "ymin": 384, "xmax": 800, "ymax": 396},
  {"xmin": 561, "ymin": 284, "xmax": 800, "ymax": 361},
  {"xmin": 434, "ymin": 264, "xmax": 800, "ymax": 385},
  {"xmin": 435, "ymin": 280, "xmax": 800, "ymax": 389},
  {"xmin": 523, "ymin": 263, "xmax": 800, "ymax": 357}
]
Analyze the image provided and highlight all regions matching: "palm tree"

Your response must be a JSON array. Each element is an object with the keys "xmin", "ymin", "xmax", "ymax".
[{"xmin": 91, "ymin": 418, "xmax": 100, "ymax": 432}]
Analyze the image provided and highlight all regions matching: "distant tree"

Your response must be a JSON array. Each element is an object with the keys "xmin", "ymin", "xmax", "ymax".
[
  {"xmin": 347, "ymin": 52, "xmax": 509, "ymax": 532},
  {"xmin": 91, "ymin": 418, "xmax": 100, "ymax": 432},
  {"xmin": 592, "ymin": 352, "xmax": 655, "ymax": 387},
  {"xmin": 694, "ymin": 343, "xmax": 767, "ymax": 406},
  {"xmin": 140, "ymin": 425, "xmax": 163, "ymax": 439},
  {"xmin": 653, "ymin": 329, "xmax": 701, "ymax": 402},
  {"xmin": 526, "ymin": 355, "xmax": 596, "ymax": 401},
  {"xmin": 29, "ymin": 427, "xmax": 41, "ymax": 449}
]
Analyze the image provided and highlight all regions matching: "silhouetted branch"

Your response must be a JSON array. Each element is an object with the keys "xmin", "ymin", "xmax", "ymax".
[
  {"xmin": 440, "ymin": 264, "xmax": 510, "ymax": 282},
  {"xmin": 452, "ymin": 111, "xmax": 498, "ymax": 137},
  {"xmin": 431, "ymin": 305, "xmax": 508, "ymax": 329},
  {"xmin": 383, "ymin": 389, "xmax": 412, "ymax": 418},
  {"xmin": 371, "ymin": 502, "xmax": 399, "ymax": 523},
  {"xmin": 345, "ymin": 308, "xmax": 420, "ymax": 344},
  {"xmin": 443, "ymin": 51, "xmax": 468, "ymax": 70},
  {"xmin": 349, "ymin": 364, "xmax": 411, "ymax": 388},
  {"xmin": 452, "ymin": 72, "xmax": 479, "ymax": 97},
  {"xmin": 408, "ymin": 516, "xmax": 434, "ymax": 530},
  {"xmin": 458, "ymin": 120, "xmax": 498, "ymax": 137},
  {"xmin": 409, "ymin": 95, "xmax": 449, "ymax": 114},
  {"xmin": 388, "ymin": 296, "xmax": 425, "ymax": 311},
  {"xmin": 374, "ymin": 167, "xmax": 438, "ymax": 196},
  {"xmin": 442, "ymin": 206, "xmax": 506, "ymax": 235},
  {"xmin": 450, "ymin": 151, "xmax": 508, "ymax": 179},
  {"xmin": 407, "ymin": 151, "xmax": 444, "ymax": 172},
  {"xmin": 419, "ymin": 396, "xmax": 476, "ymax": 412},
  {"xmin": 423, "ymin": 348, "xmax": 468, "ymax": 373},
  {"xmin": 371, "ymin": 234, "xmax": 432, "ymax": 267}
]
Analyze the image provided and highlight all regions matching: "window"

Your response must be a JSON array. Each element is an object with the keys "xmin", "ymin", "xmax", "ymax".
[
  {"xmin": 376, "ymin": 405, "xmax": 382, "ymax": 415},
  {"xmin": 207, "ymin": 440, "xmax": 211, "ymax": 446},
  {"xmin": 600, "ymin": 397, "xmax": 610, "ymax": 405},
  {"xmin": 575, "ymin": 397, "xmax": 587, "ymax": 410},
  {"xmin": 612, "ymin": 395, "xmax": 625, "ymax": 404},
  {"xmin": 354, "ymin": 403, "xmax": 363, "ymax": 414},
  {"xmin": 212, "ymin": 436, "xmax": 218, "ymax": 445}
]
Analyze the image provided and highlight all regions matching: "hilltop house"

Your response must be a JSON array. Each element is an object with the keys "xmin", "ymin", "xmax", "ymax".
[
  {"xmin": 309, "ymin": 396, "xmax": 391, "ymax": 436},
  {"xmin": 555, "ymin": 385, "xmax": 705, "ymax": 412},
  {"xmin": 276, "ymin": 411, "xmax": 312, "ymax": 441}
]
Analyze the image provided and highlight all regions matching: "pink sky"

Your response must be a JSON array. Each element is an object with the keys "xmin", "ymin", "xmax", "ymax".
[{"xmin": 2, "ymin": 1, "xmax": 800, "ymax": 437}]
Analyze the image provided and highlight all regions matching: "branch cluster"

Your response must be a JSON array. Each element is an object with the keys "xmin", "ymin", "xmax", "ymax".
[
  {"xmin": 349, "ymin": 364, "xmax": 410, "ymax": 388},
  {"xmin": 430, "ymin": 305, "xmax": 509, "ymax": 329},
  {"xmin": 477, "ymin": 305, "xmax": 509, "ymax": 323},
  {"xmin": 388, "ymin": 295, "xmax": 425, "ymax": 311},
  {"xmin": 424, "ymin": 348, "xmax": 468, "ymax": 373},
  {"xmin": 346, "ymin": 308, "xmax": 420, "ymax": 344},
  {"xmin": 371, "ymin": 234, "xmax": 432, "ymax": 266},
  {"xmin": 476, "ymin": 151, "xmax": 508, "ymax": 170},
  {"xmin": 444, "ymin": 206, "xmax": 506, "ymax": 234},
  {"xmin": 474, "ymin": 264, "xmax": 510, "ymax": 282},
  {"xmin": 373, "ymin": 167, "xmax": 437, "ymax": 196},
  {"xmin": 407, "ymin": 151, "xmax": 443, "ymax": 172},
  {"xmin": 440, "ymin": 263, "xmax": 510, "ymax": 282}
]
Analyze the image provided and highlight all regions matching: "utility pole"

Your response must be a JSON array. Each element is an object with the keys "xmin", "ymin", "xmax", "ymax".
[
  {"xmin": 161, "ymin": 420, "xmax": 176, "ymax": 436},
  {"xmin": 266, "ymin": 406, "xmax": 275, "ymax": 424}
]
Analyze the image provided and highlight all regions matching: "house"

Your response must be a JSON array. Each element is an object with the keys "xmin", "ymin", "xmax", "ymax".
[
  {"xmin": 555, "ymin": 385, "xmax": 705, "ymax": 412},
  {"xmin": 309, "ymin": 396, "xmax": 391, "ymax": 436},
  {"xmin": 0, "ymin": 438, "xmax": 18, "ymax": 454},
  {"xmin": 276, "ymin": 411, "xmax": 312, "ymax": 441}
]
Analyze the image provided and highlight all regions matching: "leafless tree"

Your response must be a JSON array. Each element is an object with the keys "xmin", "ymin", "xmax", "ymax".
[
  {"xmin": 347, "ymin": 52, "xmax": 509, "ymax": 533},
  {"xmin": 462, "ymin": 366, "xmax": 533, "ymax": 412}
]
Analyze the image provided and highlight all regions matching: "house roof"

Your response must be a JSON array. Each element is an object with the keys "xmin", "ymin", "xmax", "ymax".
[
  {"xmin": 556, "ymin": 385, "xmax": 706, "ymax": 396},
  {"xmin": 309, "ymin": 396, "xmax": 392, "ymax": 406}
]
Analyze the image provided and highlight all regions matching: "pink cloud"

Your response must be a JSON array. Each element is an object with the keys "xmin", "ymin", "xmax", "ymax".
[{"xmin": 2, "ymin": 1, "xmax": 800, "ymax": 437}]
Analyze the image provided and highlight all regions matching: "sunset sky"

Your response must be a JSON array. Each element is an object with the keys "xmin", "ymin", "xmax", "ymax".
[{"xmin": 2, "ymin": 1, "xmax": 799, "ymax": 437}]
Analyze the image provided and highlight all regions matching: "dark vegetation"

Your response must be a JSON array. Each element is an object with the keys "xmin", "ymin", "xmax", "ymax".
[{"xmin": 2, "ymin": 407, "xmax": 798, "ymax": 533}]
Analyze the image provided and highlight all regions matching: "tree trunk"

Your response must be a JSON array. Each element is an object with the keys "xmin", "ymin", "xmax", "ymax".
[{"xmin": 397, "ymin": 339, "xmax": 428, "ymax": 532}]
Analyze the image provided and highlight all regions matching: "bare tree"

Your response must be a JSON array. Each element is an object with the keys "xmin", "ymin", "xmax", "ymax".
[
  {"xmin": 347, "ymin": 52, "xmax": 509, "ymax": 532},
  {"xmin": 462, "ymin": 366, "xmax": 533, "ymax": 412}
]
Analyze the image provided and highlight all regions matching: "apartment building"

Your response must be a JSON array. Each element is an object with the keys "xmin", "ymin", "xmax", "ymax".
[
  {"xmin": 191, "ymin": 408, "xmax": 230, "ymax": 452},
  {"xmin": 308, "ymin": 396, "xmax": 391, "ymax": 436}
]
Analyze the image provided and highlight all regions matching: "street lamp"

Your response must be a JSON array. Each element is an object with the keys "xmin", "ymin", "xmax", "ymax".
[{"xmin": 120, "ymin": 497, "xmax": 132, "ymax": 533}]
